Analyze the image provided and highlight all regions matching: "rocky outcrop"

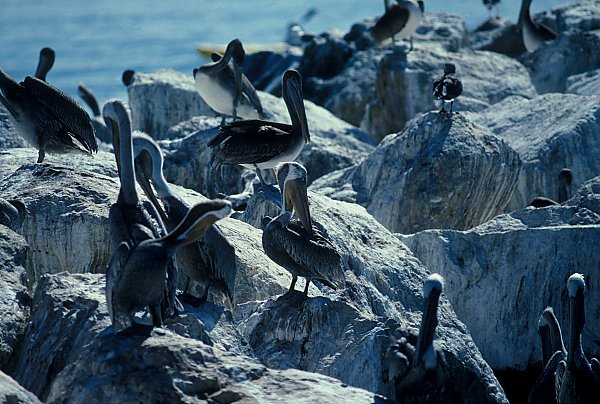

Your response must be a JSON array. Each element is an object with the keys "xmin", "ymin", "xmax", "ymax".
[
  {"xmin": 0, "ymin": 226, "xmax": 30, "ymax": 369},
  {"xmin": 126, "ymin": 69, "xmax": 216, "ymax": 139},
  {"xmin": 566, "ymin": 67, "xmax": 600, "ymax": 96},
  {"xmin": 470, "ymin": 17, "xmax": 525, "ymax": 58},
  {"xmin": 0, "ymin": 371, "xmax": 40, "ymax": 404},
  {"xmin": 0, "ymin": 105, "xmax": 26, "ymax": 149},
  {"xmin": 399, "ymin": 176, "xmax": 600, "ymax": 370},
  {"xmin": 160, "ymin": 91, "xmax": 375, "ymax": 197},
  {"xmin": 313, "ymin": 112, "xmax": 521, "ymax": 234},
  {"xmin": 414, "ymin": 12, "xmax": 469, "ymax": 52},
  {"xmin": 547, "ymin": 0, "xmax": 600, "ymax": 33},
  {"xmin": 471, "ymin": 93, "xmax": 600, "ymax": 211}
]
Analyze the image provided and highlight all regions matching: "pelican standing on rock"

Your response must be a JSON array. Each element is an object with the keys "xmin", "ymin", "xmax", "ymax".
[
  {"xmin": 262, "ymin": 162, "xmax": 344, "ymax": 296},
  {"xmin": 208, "ymin": 69, "xmax": 309, "ymax": 185},
  {"xmin": 433, "ymin": 63, "xmax": 463, "ymax": 114},
  {"xmin": 108, "ymin": 200, "xmax": 232, "ymax": 333},
  {"xmin": 519, "ymin": 0, "xmax": 557, "ymax": 53},
  {"xmin": 132, "ymin": 134, "xmax": 238, "ymax": 306},
  {"xmin": 78, "ymin": 83, "xmax": 111, "ymax": 144},
  {"xmin": 34, "ymin": 47, "xmax": 55, "ymax": 81},
  {"xmin": 193, "ymin": 38, "xmax": 264, "ymax": 124},
  {"xmin": 0, "ymin": 68, "xmax": 97, "ymax": 163},
  {"xmin": 371, "ymin": 1, "xmax": 424, "ymax": 49}
]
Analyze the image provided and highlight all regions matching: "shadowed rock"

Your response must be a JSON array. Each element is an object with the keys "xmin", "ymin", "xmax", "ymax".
[
  {"xmin": 566, "ymin": 68, "xmax": 600, "ymax": 96},
  {"xmin": 0, "ymin": 105, "xmax": 26, "ymax": 149},
  {"xmin": 470, "ymin": 17, "xmax": 526, "ymax": 58}
]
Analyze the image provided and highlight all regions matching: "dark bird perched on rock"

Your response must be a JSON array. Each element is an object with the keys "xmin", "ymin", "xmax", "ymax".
[
  {"xmin": 262, "ymin": 162, "xmax": 344, "ymax": 296},
  {"xmin": 122, "ymin": 70, "xmax": 135, "ymax": 87},
  {"xmin": 207, "ymin": 69, "xmax": 309, "ymax": 185},
  {"xmin": 518, "ymin": 0, "xmax": 557, "ymax": 53},
  {"xmin": 433, "ymin": 63, "xmax": 462, "ymax": 114},
  {"xmin": 78, "ymin": 83, "xmax": 111, "ymax": 144},
  {"xmin": 0, "ymin": 198, "xmax": 27, "ymax": 232},
  {"xmin": 34, "ymin": 47, "xmax": 55, "ymax": 81},
  {"xmin": 558, "ymin": 168, "xmax": 573, "ymax": 203},
  {"xmin": 0, "ymin": 68, "xmax": 97, "ymax": 163},
  {"xmin": 371, "ymin": 0, "xmax": 424, "ymax": 49},
  {"xmin": 107, "ymin": 200, "xmax": 232, "ymax": 334},
  {"xmin": 132, "ymin": 134, "xmax": 237, "ymax": 307}
]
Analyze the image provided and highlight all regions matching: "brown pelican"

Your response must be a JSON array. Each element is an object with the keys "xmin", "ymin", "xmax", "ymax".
[
  {"xmin": 518, "ymin": 0, "xmax": 557, "ymax": 53},
  {"xmin": 558, "ymin": 169, "xmax": 573, "ymax": 203},
  {"xmin": 555, "ymin": 273, "xmax": 600, "ymax": 403},
  {"xmin": 371, "ymin": 1, "xmax": 424, "ymax": 49},
  {"xmin": 103, "ymin": 100, "xmax": 178, "ymax": 319},
  {"xmin": 34, "ymin": 47, "xmax": 55, "ymax": 81},
  {"xmin": 433, "ymin": 63, "xmax": 463, "ymax": 114},
  {"xmin": 261, "ymin": 162, "xmax": 344, "ymax": 296},
  {"xmin": 193, "ymin": 38, "xmax": 264, "ymax": 124},
  {"xmin": 208, "ymin": 69, "xmax": 309, "ymax": 185},
  {"xmin": 78, "ymin": 83, "xmax": 111, "ymax": 144},
  {"xmin": 108, "ymin": 200, "xmax": 232, "ymax": 333},
  {"xmin": 0, "ymin": 198, "xmax": 27, "ymax": 232},
  {"xmin": 132, "ymin": 133, "xmax": 237, "ymax": 306},
  {"xmin": 0, "ymin": 69, "xmax": 97, "ymax": 163}
]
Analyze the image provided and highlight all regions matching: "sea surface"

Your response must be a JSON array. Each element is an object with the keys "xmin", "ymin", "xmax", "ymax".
[{"xmin": 1, "ymin": 0, "xmax": 562, "ymax": 107}]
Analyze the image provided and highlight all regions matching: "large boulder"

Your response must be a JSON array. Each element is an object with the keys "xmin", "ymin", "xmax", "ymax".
[
  {"xmin": 0, "ymin": 226, "xmax": 30, "ymax": 370},
  {"xmin": 313, "ymin": 112, "xmax": 521, "ymax": 234},
  {"xmin": 471, "ymin": 93, "xmax": 600, "ymax": 211},
  {"xmin": 548, "ymin": 0, "xmax": 600, "ymax": 33},
  {"xmin": 566, "ymin": 67, "xmax": 600, "ymax": 95},
  {"xmin": 0, "ymin": 371, "xmax": 40, "ymax": 404},
  {"xmin": 398, "ymin": 176, "xmax": 600, "ymax": 370},
  {"xmin": 0, "ymin": 105, "xmax": 26, "ymax": 149}
]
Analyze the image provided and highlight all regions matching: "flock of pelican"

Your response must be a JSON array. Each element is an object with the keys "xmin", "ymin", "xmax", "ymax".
[{"xmin": 0, "ymin": 0, "xmax": 587, "ymax": 402}]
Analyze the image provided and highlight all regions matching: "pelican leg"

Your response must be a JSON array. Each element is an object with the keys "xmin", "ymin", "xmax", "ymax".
[
  {"xmin": 303, "ymin": 278, "xmax": 311, "ymax": 295},
  {"xmin": 220, "ymin": 115, "xmax": 226, "ymax": 126},
  {"xmin": 439, "ymin": 101, "xmax": 446, "ymax": 114},
  {"xmin": 150, "ymin": 304, "xmax": 163, "ymax": 327},
  {"xmin": 450, "ymin": 100, "xmax": 454, "ymax": 114},
  {"xmin": 37, "ymin": 148, "xmax": 45, "ymax": 163},
  {"xmin": 288, "ymin": 275, "xmax": 298, "ymax": 293},
  {"xmin": 201, "ymin": 279, "xmax": 211, "ymax": 302},
  {"xmin": 409, "ymin": 37, "xmax": 414, "ymax": 52}
]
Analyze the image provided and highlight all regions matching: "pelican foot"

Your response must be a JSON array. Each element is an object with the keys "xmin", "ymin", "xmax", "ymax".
[
  {"xmin": 119, "ymin": 321, "xmax": 154, "ymax": 337},
  {"xmin": 276, "ymin": 289, "xmax": 309, "ymax": 306}
]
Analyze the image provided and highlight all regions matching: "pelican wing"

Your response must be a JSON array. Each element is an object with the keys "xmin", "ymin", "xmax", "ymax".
[
  {"xmin": 370, "ymin": 5, "xmax": 410, "ymax": 44},
  {"xmin": 22, "ymin": 76, "xmax": 98, "ymax": 153},
  {"xmin": 199, "ymin": 224, "xmax": 237, "ymax": 301},
  {"xmin": 106, "ymin": 241, "xmax": 131, "ymax": 325}
]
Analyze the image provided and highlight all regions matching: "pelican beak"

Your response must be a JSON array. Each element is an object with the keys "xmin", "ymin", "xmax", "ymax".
[
  {"xmin": 285, "ymin": 178, "xmax": 313, "ymax": 235},
  {"xmin": 233, "ymin": 63, "xmax": 243, "ymax": 104},
  {"xmin": 106, "ymin": 117, "xmax": 122, "ymax": 174},
  {"xmin": 415, "ymin": 286, "xmax": 441, "ymax": 368},
  {"xmin": 134, "ymin": 151, "xmax": 169, "ymax": 225},
  {"xmin": 287, "ymin": 76, "xmax": 310, "ymax": 143}
]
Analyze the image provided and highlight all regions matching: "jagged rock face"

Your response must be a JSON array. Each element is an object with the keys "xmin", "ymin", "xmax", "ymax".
[
  {"xmin": 313, "ymin": 112, "xmax": 521, "ymax": 234},
  {"xmin": 235, "ymin": 190, "xmax": 507, "ymax": 402},
  {"xmin": 414, "ymin": 12, "xmax": 469, "ymax": 52},
  {"xmin": 0, "ymin": 371, "xmax": 41, "ymax": 404},
  {"xmin": 0, "ymin": 226, "xmax": 30, "ymax": 369},
  {"xmin": 546, "ymin": 0, "xmax": 600, "ymax": 33},
  {"xmin": 126, "ymin": 69, "xmax": 216, "ymax": 139},
  {"xmin": 520, "ymin": 29, "xmax": 600, "ymax": 94},
  {"xmin": 566, "ymin": 68, "xmax": 600, "ymax": 96},
  {"xmin": 471, "ymin": 93, "xmax": 600, "ymax": 211},
  {"xmin": 159, "ymin": 92, "xmax": 375, "ymax": 197},
  {"xmin": 361, "ymin": 44, "xmax": 536, "ymax": 140},
  {"xmin": 399, "ymin": 176, "xmax": 600, "ymax": 370},
  {"xmin": 0, "ymin": 105, "xmax": 26, "ymax": 149},
  {"xmin": 470, "ymin": 17, "xmax": 526, "ymax": 58}
]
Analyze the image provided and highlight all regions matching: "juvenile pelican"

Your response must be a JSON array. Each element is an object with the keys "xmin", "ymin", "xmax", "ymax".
[
  {"xmin": 433, "ymin": 63, "xmax": 463, "ymax": 114},
  {"xmin": 0, "ymin": 69, "xmax": 97, "ymax": 163},
  {"xmin": 34, "ymin": 47, "xmax": 55, "ymax": 81},
  {"xmin": 519, "ymin": 0, "xmax": 557, "ymax": 53},
  {"xmin": 132, "ymin": 134, "xmax": 237, "ymax": 305},
  {"xmin": 108, "ymin": 200, "xmax": 232, "ymax": 333},
  {"xmin": 208, "ymin": 69, "xmax": 309, "ymax": 184},
  {"xmin": 193, "ymin": 38, "xmax": 263, "ymax": 124},
  {"xmin": 262, "ymin": 162, "xmax": 344, "ymax": 295},
  {"xmin": 0, "ymin": 198, "xmax": 27, "ymax": 232},
  {"xmin": 78, "ymin": 83, "xmax": 111, "ymax": 144},
  {"xmin": 371, "ymin": 1, "xmax": 424, "ymax": 49}
]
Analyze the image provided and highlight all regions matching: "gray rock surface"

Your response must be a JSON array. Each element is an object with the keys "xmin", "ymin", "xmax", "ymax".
[
  {"xmin": 0, "ymin": 371, "xmax": 40, "ymax": 404},
  {"xmin": 127, "ymin": 69, "xmax": 216, "ymax": 139},
  {"xmin": 471, "ymin": 93, "xmax": 600, "ymax": 212},
  {"xmin": 566, "ymin": 67, "xmax": 600, "ymax": 95},
  {"xmin": 313, "ymin": 112, "xmax": 521, "ymax": 234},
  {"xmin": 399, "ymin": 176, "xmax": 600, "ymax": 370},
  {"xmin": 547, "ymin": 0, "xmax": 600, "ymax": 33},
  {"xmin": 414, "ymin": 12, "xmax": 469, "ymax": 52},
  {"xmin": 0, "ymin": 105, "xmax": 26, "ymax": 149},
  {"xmin": 0, "ymin": 226, "xmax": 30, "ymax": 369}
]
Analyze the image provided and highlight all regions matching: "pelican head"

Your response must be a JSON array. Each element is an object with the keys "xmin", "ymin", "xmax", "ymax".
[
  {"xmin": 443, "ymin": 63, "xmax": 456, "ymax": 75},
  {"xmin": 166, "ymin": 199, "xmax": 232, "ymax": 248},
  {"xmin": 282, "ymin": 69, "xmax": 310, "ymax": 144},
  {"xmin": 35, "ymin": 47, "xmax": 55, "ymax": 81},
  {"xmin": 415, "ymin": 273, "xmax": 444, "ymax": 369},
  {"xmin": 276, "ymin": 162, "xmax": 312, "ymax": 235},
  {"xmin": 122, "ymin": 70, "xmax": 135, "ymax": 87},
  {"xmin": 567, "ymin": 273, "xmax": 586, "ymax": 368}
]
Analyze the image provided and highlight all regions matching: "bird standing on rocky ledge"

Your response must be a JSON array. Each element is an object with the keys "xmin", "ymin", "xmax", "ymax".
[{"xmin": 433, "ymin": 63, "xmax": 463, "ymax": 114}]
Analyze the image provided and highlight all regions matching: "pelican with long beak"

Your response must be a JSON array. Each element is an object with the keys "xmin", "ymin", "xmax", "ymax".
[
  {"xmin": 108, "ymin": 200, "xmax": 232, "ymax": 333},
  {"xmin": 208, "ymin": 69, "xmax": 309, "ymax": 185},
  {"xmin": 34, "ymin": 47, "xmax": 55, "ymax": 81},
  {"xmin": 555, "ymin": 273, "xmax": 600, "ymax": 403},
  {"xmin": 78, "ymin": 83, "xmax": 111, "ymax": 144},
  {"xmin": 0, "ymin": 68, "xmax": 97, "ymax": 163},
  {"xmin": 132, "ymin": 134, "xmax": 237, "ymax": 306},
  {"xmin": 518, "ymin": 0, "xmax": 557, "ymax": 53},
  {"xmin": 193, "ymin": 38, "xmax": 263, "ymax": 124},
  {"xmin": 262, "ymin": 162, "xmax": 344, "ymax": 296}
]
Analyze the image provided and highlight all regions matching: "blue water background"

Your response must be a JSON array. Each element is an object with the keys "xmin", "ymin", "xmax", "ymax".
[{"xmin": 0, "ymin": 0, "xmax": 562, "ymax": 107}]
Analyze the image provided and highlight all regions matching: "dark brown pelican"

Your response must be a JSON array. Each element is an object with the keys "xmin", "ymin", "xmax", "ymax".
[
  {"xmin": 132, "ymin": 134, "xmax": 237, "ymax": 306},
  {"xmin": 208, "ymin": 69, "xmax": 309, "ymax": 184},
  {"xmin": 34, "ymin": 47, "xmax": 55, "ymax": 81},
  {"xmin": 0, "ymin": 198, "xmax": 27, "ymax": 232},
  {"xmin": 555, "ymin": 273, "xmax": 600, "ymax": 403},
  {"xmin": 193, "ymin": 38, "xmax": 263, "ymax": 124},
  {"xmin": 558, "ymin": 169, "xmax": 573, "ymax": 203},
  {"xmin": 518, "ymin": 0, "xmax": 557, "ymax": 53},
  {"xmin": 262, "ymin": 162, "xmax": 344, "ymax": 296},
  {"xmin": 433, "ymin": 63, "xmax": 463, "ymax": 114},
  {"xmin": 108, "ymin": 200, "xmax": 232, "ymax": 333},
  {"xmin": 0, "ymin": 69, "xmax": 97, "ymax": 163},
  {"xmin": 78, "ymin": 83, "xmax": 111, "ymax": 144},
  {"xmin": 371, "ymin": 1, "xmax": 424, "ymax": 48}
]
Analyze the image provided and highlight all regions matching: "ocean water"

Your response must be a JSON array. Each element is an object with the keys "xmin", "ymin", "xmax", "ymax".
[{"xmin": 0, "ymin": 0, "xmax": 562, "ymax": 108}]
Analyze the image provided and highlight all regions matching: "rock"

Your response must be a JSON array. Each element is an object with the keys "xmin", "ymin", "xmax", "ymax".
[
  {"xmin": 245, "ymin": 48, "xmax": 303, "ymax": 95},
  {"xmin": 160, "ymin": 92, "xmax": 375, "ymax": 197},
  {"xmin": 126, "ymin": 69, "xmax": 216, "ymax": 139},
  {"xmin": 234, "ymin": 190, "xmax": 507, "ymax": 401},
  {"xmin": 313, "ymin": 112, "xmax": 521, "ymax": 234},
  {"xmin": 414, "ymin": 12, "xmax": 469, "ymax": 52},
  {"xmin": 300, "ymin": 31, "xmax": 355, "ymax": 80},
  {"xmin": 0, "ymin": 105, "xmax": 26, "ymax": 149},
  {"xmin": 470, "ymin": 17, "xmax": 526, "ymax": 58},
  {"xmin": 519, "ymin": 29, "xmax": 600, "ymax": 93},
  {"xmin": 361, "ymin": 45, "xmax": 536, "ymax": 140},
  {"xmin": 0, "ymin": 371, "xmax": 41, "ymax": 404},
  {"xmin": 547, "ymin": 0, "xmax": 600, "ymax": 33},
  {"xmin": 470, "ymin": 93, "xmax": 600, "ymax": 211},
  {"xmin": 566, "ymin": 67, "xmax": 600, "ymax": 95},
  {"xmin": 398, "ymin": 176, "xmax": 600, "ymax": 370},
  {"xmin": 0, "ymin": 226, "xmax": 30, "ymax": 369}
]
